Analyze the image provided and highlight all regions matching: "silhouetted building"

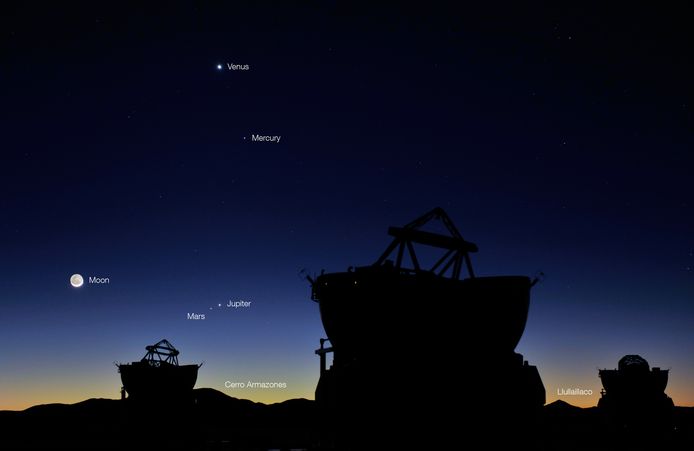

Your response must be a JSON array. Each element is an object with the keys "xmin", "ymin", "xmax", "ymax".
[
  {"xmin": 309, "ymin": 208, "xmax": 545, "ymax": 446},
  {"xmin": 599, "ymin": 354, "xmax": 674, "ymax": 432},
  {"xmin": 117, "ymin": 339, "xmax": 200, "ymax": 402}
]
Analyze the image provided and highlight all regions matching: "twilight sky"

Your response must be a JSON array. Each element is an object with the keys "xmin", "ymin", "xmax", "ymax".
[{"xmin": 1, "ymin": 3, "xmax": 693, "ymax": 409}]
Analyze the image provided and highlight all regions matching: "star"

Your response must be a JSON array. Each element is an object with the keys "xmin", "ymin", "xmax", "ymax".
[{"xmin": 216, "ymin": 64, "xmax": 223, "ymax": 70}]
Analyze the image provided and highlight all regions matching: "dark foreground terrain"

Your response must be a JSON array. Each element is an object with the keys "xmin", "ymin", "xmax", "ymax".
[
  {"xmin": 1, "ymin": 393, "xmax": 693, "ymax": 450},
  {"xmin": 539, "ymin": 400, "xmax": 694, "ymax": 450},
  {"xmin": 0, "ymin": 388, "xmax": 316, "ymax": 450}
]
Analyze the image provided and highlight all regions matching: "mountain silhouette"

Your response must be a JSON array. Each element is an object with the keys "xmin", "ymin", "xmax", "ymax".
[
  {"xmin": 0, "ymin": 389, "xmax": 316, "ymax": 450},
  {"xmin": 2, "ymin": 394, "xmax": 694, "ymax": 449}
]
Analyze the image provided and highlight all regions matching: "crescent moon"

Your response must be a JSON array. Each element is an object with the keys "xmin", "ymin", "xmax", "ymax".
[{"xmin": 70, "ymin": 274, "xmax": 84, "ymax": 288}]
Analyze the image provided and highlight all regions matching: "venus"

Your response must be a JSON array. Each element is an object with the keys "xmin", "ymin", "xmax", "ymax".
[{"xmin": 70, "ymin": 273, "xmax": 84, "ymax": 288}]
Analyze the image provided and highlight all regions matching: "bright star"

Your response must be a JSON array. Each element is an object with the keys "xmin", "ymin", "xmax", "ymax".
[{"xmin": 216, "ymin": 64, "xmax": 223, "ymax": 70}]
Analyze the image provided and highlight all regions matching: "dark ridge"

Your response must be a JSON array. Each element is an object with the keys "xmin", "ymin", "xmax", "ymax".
[
  {"xmin": 545, "ymin": 399, "xmax": 583, "ymax": 411},
  {"xmin": 0, "ymin": 390, "xmax": 317, "ymax": 450}
]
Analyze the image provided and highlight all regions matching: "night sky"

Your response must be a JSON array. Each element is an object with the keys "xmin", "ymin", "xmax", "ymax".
[{"xmin": 2, "ymin": 3, "xmax": 693, "ymax": 410}]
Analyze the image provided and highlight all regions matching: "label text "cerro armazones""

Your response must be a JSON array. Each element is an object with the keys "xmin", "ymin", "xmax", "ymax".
[{"xmin": 225, "ymin": 381, "xmax": 287, "ymax": 389}]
